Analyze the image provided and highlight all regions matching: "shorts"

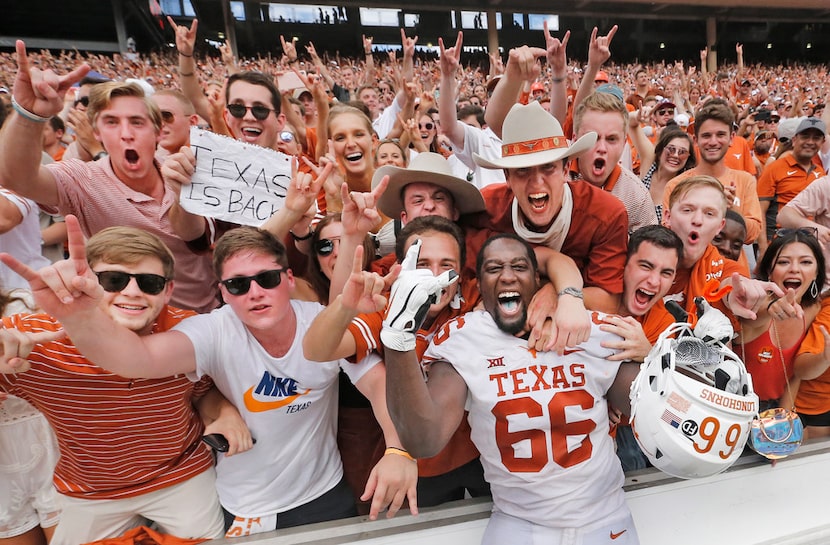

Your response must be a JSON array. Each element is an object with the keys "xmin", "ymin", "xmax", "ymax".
[
  {"xmin": 0, "ymin": 396, "xmax": 61, "ymax": 538},
  {"xmin": 482, "ymin": 508, "xmax": 639, "ymax": 545},
  {"xmin": 797, "ymin": 409, "xmax": 830, "ymax": 427}
]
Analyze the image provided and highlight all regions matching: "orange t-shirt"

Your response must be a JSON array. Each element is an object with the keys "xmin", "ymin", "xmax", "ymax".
[
  {"xmin": 347, "ymin": 276, "xmax": 482, "ymax": 477},
  {"xmin": 757, "ymin": 154, "xmax": 826, "ymax": 209},
  {"xmin": 795, "ymin": 297, "xmax": 830, "ymax": 415}
]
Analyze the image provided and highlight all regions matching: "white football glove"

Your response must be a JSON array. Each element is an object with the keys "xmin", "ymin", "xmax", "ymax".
[{"xmin": 380, "ymin": 239, "xmax": 458, "ymax": 352}]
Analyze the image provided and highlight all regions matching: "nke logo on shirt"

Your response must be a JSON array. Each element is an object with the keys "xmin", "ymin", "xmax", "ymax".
[{"xmin": 244, "ymin": 372, "xmax": 310, "ymax": 412}]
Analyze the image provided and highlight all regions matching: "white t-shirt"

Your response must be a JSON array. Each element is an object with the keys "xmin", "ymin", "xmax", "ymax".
[
  {"xmin": 452, "ymin": 124, "xmax": 506, "ymax": 189},
  {"xmin": 0, "ymin": 189, "xmax": 50, "ymax": 291},
  {"xmin": 421, "ymin": 310, "xmax": 628, "ymax": 529},
  {"xmin": 177, "ymin": 301, "xmax": 378, "ymax": 518}
]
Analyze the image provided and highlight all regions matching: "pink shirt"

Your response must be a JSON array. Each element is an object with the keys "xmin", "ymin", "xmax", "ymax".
[{"xmin": 44, "ymin": 158, "xmax": 218, "ymax": 313}]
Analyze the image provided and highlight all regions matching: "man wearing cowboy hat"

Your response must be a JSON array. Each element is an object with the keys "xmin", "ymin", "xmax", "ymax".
[
  {"xmin": 370, "ymin": 151, "xmax": 488, "ymax": 257},
  {"xmin": 472, "ymin": 100, "xmax": 629, "ymax": 313}
]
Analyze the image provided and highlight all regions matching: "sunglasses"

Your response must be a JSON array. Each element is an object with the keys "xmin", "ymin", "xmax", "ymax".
[
  {"xmin": 419, "ymin": 122, "xmax": 435, "ymax": 131},
  {"xmin": 775, "ymin": 227, "xmax": 818, "ymax": 239},
  {"xmin": 279, "ymin": 131, "xmax": 294, "ymax": 143},
  {"xmin": 226, "ymin": 103, "xmax": 274, "ymax": 121},
  {"xmin": 160, "ymin": 110, "xmax": 175, "ymax": 124},
  {"xmin": 75, "ymin": 96, "xmax": 90, "ymax": 108},
  {"xmin": 664, "ymin": 145, "xmax": 690, "ymax": 158},
  {"xmin": 314, "ymin": 238, "xmax": 339, "ymax": 256},
  {"xmin": 657, "ymin": 109, "xmax": 675, "ymax": 116},
  {"xmin": 95, "ymin": 271, "xmax": 169, "ymax": 295},
  {"xmin": 220, "ymin": 269, "xmax": 284, "ymax": 296}
]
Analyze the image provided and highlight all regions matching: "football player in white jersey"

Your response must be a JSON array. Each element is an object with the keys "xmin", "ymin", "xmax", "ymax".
[{"xmin": 383, "ymin": 233, "xmax": 642, "ymax": 545}]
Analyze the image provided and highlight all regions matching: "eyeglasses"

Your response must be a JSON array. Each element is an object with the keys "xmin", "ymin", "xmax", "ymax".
[
  {"xmin": 664, "ymin": 145, "xmax": 690, "ymax": 158},
  {"xmin": 657, "ymin": 109, "xmax": 675, "ymax": 116},
  {"xmin": 775, "ymin": 227, "xmax": 818, "ymax": 239},
  {"xmin": 160, "ymin": 110, "xmax": 175, "ymax": 124},
  {"xmin": 419, "ymin": 122, "xmax": 434, "ymax": 131},
  {"xmin": 75, "ymin": 96, "xmax": 90, "ymax": 108},
  {"xmin": 278, "ymin": 131, "xmax": 294, "ymax": 143},
  {"xmin": 220, "ymin": 269, "xmax": 285, "ymax": 296},
  {"xmin": 95, "ymin": 271, "xmax": 169, "ymax": 295},
  {"xmin": 226, "ymin": 103, "xmax": 275, "ymax": 121},
  {"xmin": 314, "ymin": 238, "xmax": 339, "ymax": 256}
]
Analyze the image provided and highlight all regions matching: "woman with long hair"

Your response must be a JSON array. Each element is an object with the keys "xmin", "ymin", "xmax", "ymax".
[
  {"xmin": 738, "ymin": 230, "xmax": 825, "ymax": 416},
  {"xmin": 640, "ymin": 128, "xmax": 697, "ymax": 223}
]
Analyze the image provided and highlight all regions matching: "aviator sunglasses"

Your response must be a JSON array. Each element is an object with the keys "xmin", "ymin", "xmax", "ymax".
[
  {"xmin": 220, "ymin": 269, "xmax": 285, "ymax": 296},
  {"xmin": 95, "ymin": 271, "xmax": 170, "ymax": 295},
  {"xmin": 314, "ymin": 238, "xmax": 340, "ymax": 256},
  {"xmin": 226, "ymin": 103, "xmax": 275, "ymax": 121}
]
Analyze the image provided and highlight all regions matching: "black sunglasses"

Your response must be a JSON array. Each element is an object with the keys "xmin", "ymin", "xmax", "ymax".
[
  {"xmin": 226, "ymin": 103, "xmax": 274, "ymax": 121},
  {"xmin": 160, "ymin": 110, "xmax": 175, "ymax": 124},
  {"xmin": 75, "ymin": 96, "xmax": 90, "ymax": 108},
  {"xmin": 220, "ymin": 269, "xmax": 284, "ymax": 296},
  {"xmin": 419, "ymin": 122, "xmax": 435, "ymax": 131},
  {"xmin": 314, "ymin": 238, "xmax": 339, "ymax": 256},
  {"xmin": 95, "ymin": 271, "xmax": 169, "ymax": 295},
  {"xmin": 775, "ymin": 227, "xmax": 818, "ymax": 239}
]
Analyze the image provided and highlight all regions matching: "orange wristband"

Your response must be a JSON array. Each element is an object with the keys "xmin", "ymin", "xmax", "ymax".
[{"xmin": 385, "ymin": 447, "xmax": 416, "ymax": 462}]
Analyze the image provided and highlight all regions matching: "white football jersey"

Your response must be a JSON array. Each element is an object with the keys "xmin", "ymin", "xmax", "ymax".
[{"xmin": 422, "ymin": 310, "xmax": 628, "ymax": 528}]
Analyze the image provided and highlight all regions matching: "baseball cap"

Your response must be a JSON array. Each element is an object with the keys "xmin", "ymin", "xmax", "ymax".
[
  {"xmin": 656, "ymin": 99, "xmax": 676, "ymax": 111},
  {"xmin": 292, "ymin": 88, "xmax": 312, "ymax": 100},
  {"xmin": 777, "ymin": 117, "xmax": 802, "ymax": 143},
  {"xmin": 795, "ymin": 116, "xmax": 826, "ymax": 137},
  {"xmin": 595, "ymin": 71, "xmax": 610, "ymax": 83},
  {"xmin": 595, "ymin": 83, "xmax": 624, "ymax": 103},
  {"xmin": 674, "ymin": 113, "xmax": 691, "ymax": 128}
]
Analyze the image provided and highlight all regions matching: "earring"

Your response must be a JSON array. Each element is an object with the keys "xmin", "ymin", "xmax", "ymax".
[{"xmin": 810, "ymin": 280, "xmax": 819, "ymax": 299}]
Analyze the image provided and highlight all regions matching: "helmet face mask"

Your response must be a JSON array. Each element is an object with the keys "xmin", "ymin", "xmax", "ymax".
[{"xmin": 630, "ymin": 322, "xmax": 759, "ymax": 479}]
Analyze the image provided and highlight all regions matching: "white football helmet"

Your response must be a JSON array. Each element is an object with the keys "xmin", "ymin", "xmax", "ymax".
[{"xmin": 629, "ymin": 321, "xmax": 759, "ymax": 479}]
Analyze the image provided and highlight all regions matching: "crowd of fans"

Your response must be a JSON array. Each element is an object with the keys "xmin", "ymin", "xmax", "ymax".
[{"xmin": 1, "ymin": 17, "xmax": 830, "ymax": 545}]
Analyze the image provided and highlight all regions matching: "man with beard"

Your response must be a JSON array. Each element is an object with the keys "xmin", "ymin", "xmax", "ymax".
[{"xmin": 383, "ymin": 234, "xmax": 642, "ymax": 545}]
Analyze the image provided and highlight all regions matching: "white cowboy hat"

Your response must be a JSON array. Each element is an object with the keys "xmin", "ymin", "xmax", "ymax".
[
  {"xmin": 473, "ymin": 102, "xmax": 597, "ymax": 169},
  {"xmin": 373, "ymin": 152, "xmax": 486, "ymax": 218}
]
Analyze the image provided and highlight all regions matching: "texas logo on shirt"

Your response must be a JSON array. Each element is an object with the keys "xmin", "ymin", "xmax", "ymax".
[{"xmin": 244, "ymin": 371, "xmax": 310, "ymax": 412}]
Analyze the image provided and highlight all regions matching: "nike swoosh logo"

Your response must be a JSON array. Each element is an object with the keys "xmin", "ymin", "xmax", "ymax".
[
  {"xmin": 563, "ymin": 348, "xmax": 584, "ymax": 355},
  {"xmin": 787, "ymin": 170, "xmax": 798, "ymax": 176},
  {"xmin": 610, "ymin": 529, "xmax": 628, "ymax": 540},
  {"xmin": 243, "ymin": 387, "xmax": 310, "ymax": 412}
]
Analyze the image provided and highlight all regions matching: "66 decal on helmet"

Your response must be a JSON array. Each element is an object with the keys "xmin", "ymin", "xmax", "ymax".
[{"xmin": 629, "ymin": 298, "xmax": 759, "ymax": 479}]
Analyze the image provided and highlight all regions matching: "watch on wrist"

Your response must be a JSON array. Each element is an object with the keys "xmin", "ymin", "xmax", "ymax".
[
  {"xmin": 557, "ymin": 287, "xmax": 584, "ymax": 300},
  {"xmin": 290, "ymin": 229, "xmax": 313, "ymax": 241}
]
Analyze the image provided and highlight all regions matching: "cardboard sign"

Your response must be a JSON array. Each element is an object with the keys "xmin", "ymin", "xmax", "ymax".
[{"xmin": 181, "ymin": 128, "xmax": 292, "ymax": 226}]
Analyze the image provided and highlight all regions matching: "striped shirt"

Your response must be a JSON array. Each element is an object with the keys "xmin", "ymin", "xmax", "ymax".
[
  {"xmin": 43, "ymin": 158, "xmax": 218, "ymax": 313},
  {"xmin": 0, "ymin": 306, "xmax": 215, "ymax": 500}
]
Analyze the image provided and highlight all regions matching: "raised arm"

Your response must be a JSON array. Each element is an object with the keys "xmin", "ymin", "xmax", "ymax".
[
  {"xmin": 169, "ymin": 18, "xmax": 211, "ymax": 123},
  {"xmin": 161, "ymin": 147, "xmax": 209, "ymax": 242},
  {"xmin": 0, "ymin": 40, "xmax": 89, "ymax": 206},
  {"xmin": 485, "ymin": 45, "xmax": 547, "ymax": 138},
  {"xmin": 328, "ymin": 177, "xmax": 388, "ymax": 301},
  {"xmin": 572, "ymin": 25, "xmax": 618, "ymax": 116},
  {"xmin": 0, "ymin": 215, "xmax": 198, "ymax": 379},
  {"xmin": 438, "ymin": 32, "xmax": 467, "ymax": 148},
  {"xmin": 544, "ymin": 24, "xmax": 571, "ymax": 125},
  {"xmin": 261, "ymin": 158, "xmax": 330, "ymax": 241}
]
